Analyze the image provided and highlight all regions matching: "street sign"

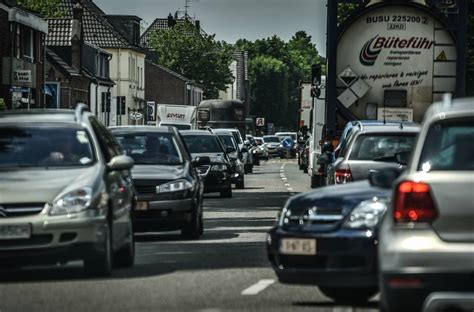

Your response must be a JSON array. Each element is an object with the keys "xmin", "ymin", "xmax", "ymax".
[
  {"xmin": 256, "ymin": 117, "xmax": 265, "ymax": 127},
  {"xmin": 338, "ymin": 66, "xmax": 358, "ymax": 87},
  {"xmin": 282, "ymin": 137, "xmax": 293, "ymax": 149},
  {"xmin": 130, "ymin": 111, "xmax": 143, "ymax": 121},
  {"xmin": 378, "ymin": 108, "xmax": 414, "ymax": 122},
  {"xmin": 337, "ymin": 88, "xmax": 358, "ymax": 108},
  {"xmin": 349, "ymin": 78, "xmax": 371, "ymax": 98},
  {"xmin": 10, "ymin": 87, "xmax": 29, "ymax": 93}
]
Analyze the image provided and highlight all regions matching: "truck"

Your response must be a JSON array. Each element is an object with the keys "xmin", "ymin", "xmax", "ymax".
[{"xmin": 156, "ymin": 104, "xmax": 197, "ymax": 130}]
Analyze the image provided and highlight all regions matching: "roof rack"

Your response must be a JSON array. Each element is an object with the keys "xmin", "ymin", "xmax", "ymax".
[{"xmin": 75, "ymin": 103, "xmax": 90, "ymax": 123}]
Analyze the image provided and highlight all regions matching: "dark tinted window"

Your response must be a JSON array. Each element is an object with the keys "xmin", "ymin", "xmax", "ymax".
[
  {"xmin": 217, "ymin": 134, "xmax": 237, "ymax": 149},
  {"xmin": 349, "ymin": 133, "xmax": 416, "ymax": 161},
  {"xmin": 90, "ymin": 117, "xmax": 122, "ymax": 161},
  {"xmin": 418, "ymin": 119, "xmax": 474, "ymax": 171},
  {"xmin": 0, "ymin": 124, "xmax": 95, "ymax": 168},
  {"xmin": 183, "ymin": 135, "xmax": 223, "ymax": 153},
  {"xmin": 263, "ymin": 136, "xmax": 280, "ymax": 143},
  {"xmin": 114, "ymin": 132, "xmax": 182, "ymax": 165}
]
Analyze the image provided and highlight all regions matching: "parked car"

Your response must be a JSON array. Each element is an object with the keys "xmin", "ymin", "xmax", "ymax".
[
  {"xmin": 378, "ymin": 97, "xmax": 474, "ymax": 312},
  {"xmin": 326, "ymin": 122, "xmax": 420, "ymax": 185},
  {"xmin": 216, "ymin": 131, "xmax": 245, "ymax": 189},
  {"xmin": 263, "ymin": 135, "xmax": 281, "ymax": 157},
  {"xmin": 0, "ymin": 105, "xmax": 135, "ymax": 276},
  {"xmin": 181, "ymin": 130, "xmax": 233, "ymax": 198},
  {"xmin": 110, "ymin": 126, "xmax": 207, "ymax": 239},
  {"xmin": 213, "ymin": 128, "xmax": 252, "ymax": 174},
  {"xmin": 267, "ymin": 173, "xmax": 395, "ymax": 303}
]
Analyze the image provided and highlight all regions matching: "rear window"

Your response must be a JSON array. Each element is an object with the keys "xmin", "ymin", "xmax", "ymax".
[
  {"xmin": 183, "ymin": 135, "xmax": 223, "ymax": 153},
  {"xmin": 418, "ymin": 119, "xmax": 474, "ymax": 171},
  {"xmin": 349, "ymin": 133, "xmax": 417, "ymax": 161},
  {"xmin": 217, "ymin": 134, "xmax": 236, "ymax": 149}
]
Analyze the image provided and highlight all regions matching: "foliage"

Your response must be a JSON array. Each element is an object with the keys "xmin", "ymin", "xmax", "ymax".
[
  {"xmin": 17, "ymin": 0, "xmax": 62, "ymax": 17},
  {"xmin": 337, "ymin": 3, "xmax": 360, "ymax": 26},
  {"xmin": 0, "ymin": 98, "xmax": 6, "ymax": 110},
  {"xmin": 237, "ymin": 32, "xmax": 323, "ymax": 130},
  {"xmin": 149, "ymin": 22, "xmax": 234, "ymax": 99}
]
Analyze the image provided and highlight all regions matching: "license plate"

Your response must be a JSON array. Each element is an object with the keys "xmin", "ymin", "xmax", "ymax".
[
  {"xmin": 0, "ymin": 224, "xmax": 31, "ymax": 240},
  {"xmin": 135, "ymin": 201, "xmax": 149, "ymax": 211},
  {"xmin": 280, "ymin": 238, "xmax": 316, "ymax": 255}
]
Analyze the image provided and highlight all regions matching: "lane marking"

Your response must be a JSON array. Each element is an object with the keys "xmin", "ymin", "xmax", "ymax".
[{"xmin": 241, "ymin": 279, "xmax": 275, "ymax": 295}]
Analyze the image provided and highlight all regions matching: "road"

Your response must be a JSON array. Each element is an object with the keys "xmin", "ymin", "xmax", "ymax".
[{"xmin": 0, "ymin": 159, "xmax": 379, "ymax": 312}]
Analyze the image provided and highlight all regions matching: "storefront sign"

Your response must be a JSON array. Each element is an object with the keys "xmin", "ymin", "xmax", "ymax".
[
  {"xmin": 377, "ymin": 107, "xmax": 414, "ymax": 122},
  {"xmin": 13, "ymin": 70, "xmax": 31, "ymax": 83}
]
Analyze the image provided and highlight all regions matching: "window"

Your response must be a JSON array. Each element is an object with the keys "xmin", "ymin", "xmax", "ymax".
[
  {"xmin": 89, "ymin": 117, "xmax": 123, "ymax": 162},
  {"xmin": 349, "ymin": 133, "xmax": 417, "ymax": 161},
  {"xmin": 21, "ymin": 27, "xmax": 34, "ymax": 62}
]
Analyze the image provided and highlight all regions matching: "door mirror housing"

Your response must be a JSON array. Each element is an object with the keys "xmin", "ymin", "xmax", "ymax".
[
  {"xmin": 107, "ymin": 155, "xmax": 134, "ymax": 171},
  {"xmin": 369, "ymin": 168, "xmax": 402, "ymax": 189},
  {"xmin": 192, "ymin": 156, "xmax": 211, "ymax": 167}
]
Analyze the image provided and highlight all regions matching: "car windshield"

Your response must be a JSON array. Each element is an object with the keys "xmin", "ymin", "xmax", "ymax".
[
  {"xmin": 161, "ymin": 123, "xmax": 191, "ymax": 130},
  {"xmin": 114, "ymin": 132, "xmax": 183, "ymax": 165},
  {"xmin": 217, "ymin": 134, "xmax": 236, "ymax": 149},
  {"xmin": 418, "ymin": 118, "xmax": 474, "ymax": 171},
  {"xmin": 183, "ymin": 135, "xmax": 223, "ymax": 153},
  {"xmin": 349, "ymin": 133, "xmax": 417, "ymax": 161},
  {"xmin": 230, "ymin": 131, "xmax": 243, "ymax": 145},
  {"xmin": 0, "ymin": 124, "xmax": 95, "ymax": 168},
  {"xmin": 263, "ymin": 136, "xmax": 280, "ymax": 143}
]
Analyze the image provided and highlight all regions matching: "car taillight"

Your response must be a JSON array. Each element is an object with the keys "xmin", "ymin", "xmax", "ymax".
[
  {"xmin": 394, "ymin": 181, "xmax": 437, "ymax": 223},
  {"xmin": 335, "ymin": 168, "xmax": 352, "ymax": 184}
]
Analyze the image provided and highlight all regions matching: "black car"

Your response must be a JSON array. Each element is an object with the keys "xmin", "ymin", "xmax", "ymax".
[
  {"xmin": 267, "ymin": 171, "xmax": 394, "ymax": 303},
  {"xmin": 0, "ymin": 105, "xmax": 135, "ymax": 276},
  {"xmin": 181, "ymin": 130, "xmax": 233, "ymax": 198},
  {"xmin": 216, "ymin": 131, "xmax": 245, "ymax": 189},
  {"xmin": 110, "ymin": 126, "xmax": 207, "ymax": 239}
]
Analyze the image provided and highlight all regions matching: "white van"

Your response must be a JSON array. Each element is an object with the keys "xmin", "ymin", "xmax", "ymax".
[{"xmin": 157, "ymin": 104, "xmax": 197, "ymax": 130}]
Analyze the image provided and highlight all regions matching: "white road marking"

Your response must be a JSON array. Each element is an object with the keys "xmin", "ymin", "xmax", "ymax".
[{"xmin": 241, "ymin": 279, "xmax": 275, "ymax": 295}]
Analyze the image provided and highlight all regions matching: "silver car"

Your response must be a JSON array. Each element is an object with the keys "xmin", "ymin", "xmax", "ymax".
[{"xmin": 378, "ymin": 96, "xmax": 474, "ymax": 312}]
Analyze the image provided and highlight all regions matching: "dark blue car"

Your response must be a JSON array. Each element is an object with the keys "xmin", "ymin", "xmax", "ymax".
[{"xmin": 266, "ymin": 174, "xmax": 393, "ymax": 303}]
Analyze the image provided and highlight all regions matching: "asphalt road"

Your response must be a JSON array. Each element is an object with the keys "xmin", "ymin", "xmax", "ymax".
[{"xmin": 0, "ymin": 159, "xmax": 380, "ymax": 312}]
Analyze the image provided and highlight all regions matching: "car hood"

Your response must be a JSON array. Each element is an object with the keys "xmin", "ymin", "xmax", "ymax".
[
  {"xmin": 0, "ymin": 166, "xmax": 100, "ymax": 204},
  {"xmin": 132, "ymin": 164, "xmax": 185, "ymax": 180},
  {"xmin": 190, "ymin": 153, "xmax": 227, "ymax": 164},
  {"xmin": 286, "ymin": 180, "xmax": 391, "ymax": 217}
]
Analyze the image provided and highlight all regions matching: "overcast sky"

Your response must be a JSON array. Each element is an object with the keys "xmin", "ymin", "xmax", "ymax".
[{"xmin": 95, "ymin": 0, "xmax": 328, "ymax": 56}]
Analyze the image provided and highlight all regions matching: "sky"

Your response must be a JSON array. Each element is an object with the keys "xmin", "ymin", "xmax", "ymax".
[{"xmin": 95, "ymin": 0, "xmax": 328, "ymax": 56}]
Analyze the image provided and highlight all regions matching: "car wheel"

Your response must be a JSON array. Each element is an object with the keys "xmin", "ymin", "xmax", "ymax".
[
  {"xmin": 182, "ymin": 208, "xmax": 201, "ymax": 240},
  {"xmin": 319, "ymin": 287, "xmax": 378, "ymax": 304},
  {"xmin": 220, "ymin": 187, "xmax": 232, "ymax": 198},
  {"xmin": 84, "ymin": 223, "xmax": 112, "ymax": 277},
  {"xmin": 236, "ymin": 176, "xmax": 245, "ymax": 189},
  {"xmin": 114, "ymin": 214, "xmax": 135, "ymax": 268}
]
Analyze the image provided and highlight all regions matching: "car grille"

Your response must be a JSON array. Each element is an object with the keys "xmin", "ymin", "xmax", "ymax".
[
  {"xmin": 284, "ymin": 207, "xmax": 344, "ymax": 227},
  {"xmin": 0, "ymin": 234, "xmax": 53, "ymax": 247},
  {"xmin": 133, "ymin": 179, "xmax": 172, "ymax": 195},
  {"xmin": 197, "ymin": 165, "xmax": 211, "ymax": 175},
  {"xmin": 0, "ymin": 204, "xmax": 45, "ymax": 218},
  {"xmin": 134, "ymin": 185, "xmax": 157, "ymax": 195}
]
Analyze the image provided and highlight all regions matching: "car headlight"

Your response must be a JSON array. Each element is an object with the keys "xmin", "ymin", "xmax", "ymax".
[
  {"xmin": 49, "ymin": 187, "xmax": 92, "ymax": 216},
  {"xmin": 157, "ymin": 179, "xmax": 193, "ymax": 193},
  {"xmin": 211, "ymin": 164, "xmax": 227, "ymax": 171},
  {"xmin": 343, "ymin": 198, "xmax": 388, "ymax": 229}
]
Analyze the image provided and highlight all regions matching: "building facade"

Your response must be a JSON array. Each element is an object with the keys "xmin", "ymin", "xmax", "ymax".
[{"xmin": 0, "ymin": 0, "xmax": 48, "ymax": 110}]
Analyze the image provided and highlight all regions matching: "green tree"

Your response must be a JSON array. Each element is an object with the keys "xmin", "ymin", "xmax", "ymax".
[
  {"xmin": 337, "ymin": 3, "xmax": 361, "ymax": 25},
  {"xmin": 149, "ymin": 22, "xmax": 234, "ymax": 99},
  {"xmin": 17, "ymin": 0, "xmax": 62, "ymax": 17}
]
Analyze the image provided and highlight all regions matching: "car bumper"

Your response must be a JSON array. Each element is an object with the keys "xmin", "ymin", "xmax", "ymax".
[
  {"xmin": 230, "ymin": 172, "xmax": 244, "ymax": 184},
  {"xmin": 0, "ymin": 212, "xmax": 108, "ymax": 265},
  {"xmin": 134, "ymin": 198, "xmax": 194, "ymax": 232},
  {"xmin": 203, "ymin": 171, "xmax": 230, "ymax": 193},
  {"xmin": 267, "ymin": 227, "xmax": 378, "ymax": 287}
]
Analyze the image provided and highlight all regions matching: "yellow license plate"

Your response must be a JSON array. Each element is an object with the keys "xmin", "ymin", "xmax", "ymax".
[{"xmin": 135, "ymin": 201, "xmax": 149, "ymax": 211}]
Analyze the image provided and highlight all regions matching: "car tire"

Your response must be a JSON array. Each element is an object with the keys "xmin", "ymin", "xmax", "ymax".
[
  {"xmin": 236, "ymin": 176, "xmax": 245, "ymax": 189},
  {"xmin": 114, "ymin": 215, "xmax": 135, "ymax": 268},
  {"xmin": 182, "ymin": 208, "xmax": 201, "ymax": 240},
  {"xmin": 319, "ymin": 287, "xmax": 378, "ymax": 304},
  {"xmin": 84, "ymin": 223, "xmax": 112, "ymax": 277},
  {"xmin": 220, "ymin": 187, "xmax": 232, "ymax": 198}
]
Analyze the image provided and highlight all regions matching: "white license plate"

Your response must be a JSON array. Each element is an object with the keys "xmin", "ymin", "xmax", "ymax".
[
  {"xmin": 135, "ymin": 201, "xmax": 149, "ymax": 211},
  {"xmin": 0, "ymin": 224, "xmax": 31, "ymax": 240},
  {"xmin": 280, "ymin": 238, "xmax": 316, "ymax": 255}
]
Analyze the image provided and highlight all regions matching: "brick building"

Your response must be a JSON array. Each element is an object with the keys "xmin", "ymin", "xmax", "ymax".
[{"xmin": 0, "ymin": 0, "xmax": 48, "ymax": 110}]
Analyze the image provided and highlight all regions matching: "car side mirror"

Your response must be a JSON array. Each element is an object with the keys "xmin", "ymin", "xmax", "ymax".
[
  {"xmin": 192, "ymin": 156, "xmax": 210, "ymax": 167},
  {"xmin": 369, "ymin": 168, "xmax": 401, "ymax": 189},
  {"xmin": 395, "ymin": 151, "xmax": 411, "ymax": 166},
  {"xmin": 226, "ymin": 147, "xmax": 237, "ymax": 154},
  {"xmin": 240, "ymin": 147, "xmax": 248, "ymax": 153},
  {"xmin": 244, "ymin": 140, "xmax": 251, "ymax": 146},
  {"xmin": 318, "ymin": 152, "xmax": 332, "ymax": 165},
  {"xmin": 107, "ymin": 155, "xmax": 134, "ymax": 171}
]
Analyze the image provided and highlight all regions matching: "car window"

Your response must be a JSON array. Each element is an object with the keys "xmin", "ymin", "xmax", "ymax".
[
  {"xmin": 349, "ymin": 133, "xmax": 417, "ymax": 161},
  {"xmin": 263, "ymin": 136, "xmax": 280, "ymax": 143},
  {"xmin": 114, "ymin": 132, "xmax": 183, "ymax": 165},
  {"xmin": 418, "ymin": 118, "xmax": 474, "ymax": 171},
  {"xmin": 0, "ymin": 124, "xmax": 95, "ymax": 168},
  {"xmin": 231, "ymin": 131, "xmax": 243, "ymax": 145},
  {"xmin": 218, "ymin": 134, "xmax": 237, "ymax": 149},
  {"xmin": 89, "ymin": 117, "xmax": 122, "ymax": 162},
  {"xmin": 183, "ymin": 135, "xmax": 223, "ymax": 153}
]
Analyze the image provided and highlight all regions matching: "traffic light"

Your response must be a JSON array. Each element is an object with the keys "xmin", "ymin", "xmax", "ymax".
[
  {"xmin": 311, "ymin": 64, "xmax": 322, "ymax": 98},
  {"xmin": 116, "ymin": 96, "xmax": 126, "ymax": 115}
]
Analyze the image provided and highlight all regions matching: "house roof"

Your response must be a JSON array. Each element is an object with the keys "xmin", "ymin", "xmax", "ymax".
[
  {"xmin": 146, "ymin": 60, "xmax": 203, "ymax": 89},
  {"xmin": 46, "ymin": 0, "xmax": 143, "ymax": 51},
  {"xmin": 46, "ymin": 48, "xmax": 80, "ymax": 77}
]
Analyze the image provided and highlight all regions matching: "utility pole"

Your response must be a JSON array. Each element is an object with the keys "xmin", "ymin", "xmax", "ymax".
[
  {"xmin": 325, "ymin": 0, "xmax": 338, "ymax": 140},
  {"xmin": 455, "ymin": 0, "xmax": 468, "ymax": 97}
]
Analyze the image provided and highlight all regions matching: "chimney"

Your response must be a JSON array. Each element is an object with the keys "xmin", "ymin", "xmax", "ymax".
[{"xmin": 71, "ymin": 2, "xmax": 83, "ymax": 71}]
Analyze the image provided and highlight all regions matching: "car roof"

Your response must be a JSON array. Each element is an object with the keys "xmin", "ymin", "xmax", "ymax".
[
  {"xmin": 180, "ymin": 130, "xmax": 216, "ymax": 136},
  {"xmin": 213, "ymin": 128, "xmax": 239, "ymax": 133},
  {"xmin": 354, "ymin": 123, "xmax": 421, "ymax": 134},
  {"xmin": 0, "ymin": 109, "xmax": 78, "ymax": 124},
  {"xmin": 423, "ymin": 97, "xmax": 474, "ymax": 122},
  {"xmin": 109, "ymin": 126, "xmax": 174, "ymax": 133},
  {"xmin": 215, "ymin": 131, "xmax": 233, "ymax": 136}
]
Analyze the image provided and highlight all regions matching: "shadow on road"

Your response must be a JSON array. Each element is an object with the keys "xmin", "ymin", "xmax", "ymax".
[{"xmin": 293, "ymin": 300, "xmax": 380, "ymax": 310}]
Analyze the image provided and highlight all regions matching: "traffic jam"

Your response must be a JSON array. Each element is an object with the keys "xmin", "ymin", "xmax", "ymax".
[{"xmin": 0, "ymin": 0, "xmax": 473, "ymax": 312}]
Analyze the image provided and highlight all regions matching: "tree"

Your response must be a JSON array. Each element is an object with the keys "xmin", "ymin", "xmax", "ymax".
[
  {"xmin": 17, "ymin": 0, "xmax": 62, "ymax": 17},
  {"xmin": 149, "ymin": 22, "xmax": 234, "ymax": 99}
]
